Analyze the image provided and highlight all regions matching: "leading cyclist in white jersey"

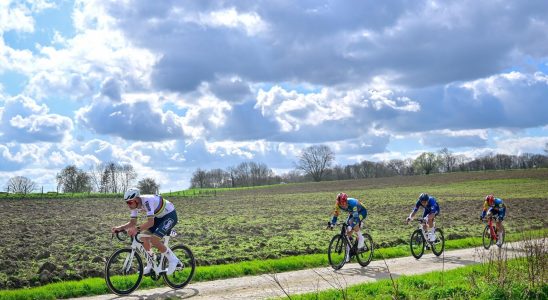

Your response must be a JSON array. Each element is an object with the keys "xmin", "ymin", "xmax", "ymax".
[{"xmin": 111, "ymin": 187, "xmax": 180, "ymax": 275}]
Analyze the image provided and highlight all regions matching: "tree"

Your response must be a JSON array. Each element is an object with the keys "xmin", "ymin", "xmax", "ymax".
[
  {"xmin": 413, "ymin": 152, "xmax": 439, "ymax": 175},
  {"xmin": 437, "ymin": 147, "xmax": 456, "ymax": 173},
  {"xmin": 137, "ymin": 178, "xmax": 160, "ymax": 194},
  {"xmin": 190, "ymin": 168, "xmax": 208, "ymax": 188},
  {"xmin": 57, "ymin": 165, "xmax": 91, "ymax": 193},
  {"xmin": 5, "ymin": 176, "xmax": 37, "ymax": 194},
  {"xmin": 296, "ymin": 145, "xmax": 335, "ymax": 182}
]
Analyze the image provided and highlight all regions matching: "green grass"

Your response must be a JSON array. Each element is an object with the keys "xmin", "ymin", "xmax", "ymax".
[
  {"xmin": 0, "ymin": 229, "xmax": 545, "ymax": 300},
  {"xmin": 286, "ymin": 257, "xmax": 547, "ymax": 300}
]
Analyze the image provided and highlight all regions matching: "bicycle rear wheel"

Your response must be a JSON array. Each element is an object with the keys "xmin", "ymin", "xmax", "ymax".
[
  {"xmin": 482, "ymin": 225, "xmax": 493, "ymax": 250},
  {"xmin": 410, "ymin": 230, "xmax": 425, "ymax": 259},
  {"xmin": 328, "ymin": 234, "xmax": 347, "ymax": 270},
  {"xmin": 431, "ymin": 228, "xmax": 445, "ymax": 256},
  {"xmin": 356, "ymin": 233, "xmax": 374, "ymax": 267},
  {"xmin": 105, "ymin": 248, "xmax": 143, "ymax": 295},
  {"xmin": 163, "ymin": 244, "xmax": 196, "ymax": 289}
]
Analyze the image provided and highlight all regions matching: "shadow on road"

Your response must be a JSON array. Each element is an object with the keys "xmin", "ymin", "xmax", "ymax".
[{"xmin": 105, "ymin": 287, "xmax": 199, "ymax": 300}]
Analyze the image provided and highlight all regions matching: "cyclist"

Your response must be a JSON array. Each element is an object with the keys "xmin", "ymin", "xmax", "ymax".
[
  {"xmin": 327, "ymin": 193, "xmax": 368, "ymax": 261},
  {"xmin": 480, "ymin": 194, "xmax": 506, "ymax": 246},
  {"xmin": 111, "ymin": 187, "xmax": 180, "ymax": 275},
  {"xmin": 406, "ymin": 193, "xmax": 440, "ymax": 243}
]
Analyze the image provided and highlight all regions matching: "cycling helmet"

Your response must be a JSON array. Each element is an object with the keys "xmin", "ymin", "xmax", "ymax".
[
  {"xmin": 124, "ymin": 187, "xmax": 140, "ymax": 202},
  {"xmin": 494, "ymin": 198, "xmax": 502, "ymax": 206},
  {"xmin": 485, "ymin": 194, "xmax": 495, "ymax": 206},
  {"xmin": 336, "ymin": 193, "xmax": 348, "ymax": 205},
  {"xmin": 419, "ymin": 193, "xmax": 429, "ymax": 202}
]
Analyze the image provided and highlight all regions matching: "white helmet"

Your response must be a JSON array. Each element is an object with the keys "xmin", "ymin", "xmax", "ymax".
[{"xmin": 124, "ymin": 188, "xmax": 140, "ymax": 202}]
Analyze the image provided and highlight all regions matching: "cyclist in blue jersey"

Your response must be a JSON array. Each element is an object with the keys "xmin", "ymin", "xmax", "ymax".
[
  {"xmin": 327, "ymin": 192, "xmax": 368, "ymax": 257},
  {"xmin": 480, "ymin": 194, "xmax": 506, "ymax": 246},
  {"xmin": 406, "ymin": 193, "xmax": 440, "ymax": 242},
  {"xmin": 112, "ymin": 187, "xmax": 180, "ymax": 275}
]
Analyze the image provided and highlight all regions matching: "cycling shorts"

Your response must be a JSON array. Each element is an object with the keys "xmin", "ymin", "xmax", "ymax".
[
  {"xmin": 422, "ymin": 205, "xmax": 440, "ymax": 218},
  {"xmin": 145, "ymin": 210, "xmax": 178, "ymax": 238},
  {"xmin": 346, "ymin": 208, "xmax": 367, "ymax": 227}
]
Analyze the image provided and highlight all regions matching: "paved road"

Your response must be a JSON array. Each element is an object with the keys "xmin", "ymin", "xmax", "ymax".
[{"xmin": 74, "ymin": 241, "xmax": 536, "ymax": 300}]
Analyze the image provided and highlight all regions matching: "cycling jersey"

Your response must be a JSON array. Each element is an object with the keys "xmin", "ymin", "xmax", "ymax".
[
  {"xmin": 130, "ymin": 194, "xmax": 175, "ymax": 219},
  {"xmin": 330, "ymin": 198, "xmax": 367, "ymax": 226},
  {"xmin": 412, "ymin": 196, "xmax": 440, "ymax": 217},
  {"xmin": 481, "ymin": 198, "xmax": 506, "ymax": 220}
]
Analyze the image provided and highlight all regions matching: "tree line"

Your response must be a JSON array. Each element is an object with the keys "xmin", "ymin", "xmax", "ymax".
[
  {"xmin": 4, "ymin": 143, "xmax": 548, "ymax": 193},
  {"xmin": 191, "ymin": 144, "xmax": 548, "ymax": 187},
  {"xmin": 3, "ymin": 162, "xmax": 160, "ymax": 195}
]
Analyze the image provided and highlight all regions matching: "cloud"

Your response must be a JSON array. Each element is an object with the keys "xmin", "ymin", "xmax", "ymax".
[
  {"xmin": 0, "ymin": 95, "xmax": 73, "ymax": 143},
  {"xmin": 95, "ymin": 0, "xmax": 548, "ymax": 92},
  {"xmin": 76, "ymin": 95, "xmax": 185, "ymax": 141}
]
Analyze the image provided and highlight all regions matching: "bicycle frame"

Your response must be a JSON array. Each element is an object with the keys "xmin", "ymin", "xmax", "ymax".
[
  {"xmin": 122, "ymin": 231, "xmax": 176, "ymax": 278},
  {"xmin": 485, "ymin": 215, "xmax": 499, "ymax": 241},
  {"xmin": 416, "ymin": 218, "xmax": 435, "ymax": 244},
  {"xmin": 339, "ymin": 219, "xmax": 364, "ymax": 250}
]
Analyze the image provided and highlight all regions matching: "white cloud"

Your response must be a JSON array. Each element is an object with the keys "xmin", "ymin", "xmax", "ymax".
[
  {"xmin": 0, "ymin": 95, "xmax": 73, "ymax": 143},
  {"xmin": 76, "ymin": 94, "xmax": 186, "ymax": 141}
]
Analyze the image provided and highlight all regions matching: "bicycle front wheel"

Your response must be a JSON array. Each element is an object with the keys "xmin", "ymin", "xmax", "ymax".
[
  {"xmin": 105, "ymin": 248, "xmax": 143, "ymax": 296},
  {"xmin": 356, "ymin": 233, "xmax": 374, "ymax": 267},
  {"xmin": 410, "ymin": 230, "xmax": 425, "ymax": 259},
  {"xmin": 482, "ymin": 225, "xmax": 493, "ymax": 250},
  {"xmin": 163, "ymin": 244, "xmax": 196, "ymax": 289},
  {"xmin": 431, "ymin": 228, "xmax": 445, "ymax": 256},
  {"xmin": 328, "ymin": 234, "xmax": 347, "ymax": 270}
]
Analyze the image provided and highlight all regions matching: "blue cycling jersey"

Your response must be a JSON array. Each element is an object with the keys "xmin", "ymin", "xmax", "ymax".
[
  {"xmin": 412, "ymin": 196, "xmax": 440, "ymax": 217},
  {"xmin": 330, "ymin": 198, "xmax": 367, "ymax": 225}
]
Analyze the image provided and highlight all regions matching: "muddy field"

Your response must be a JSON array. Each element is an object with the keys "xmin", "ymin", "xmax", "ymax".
[{"xmin": 0, "ymin": 169, "xmax": 547, "ymax": 289}]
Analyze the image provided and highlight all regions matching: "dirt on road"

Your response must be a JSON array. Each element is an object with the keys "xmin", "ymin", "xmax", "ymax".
[{"xmin": 72, "ymin": 241, "xmax": 537, "ymax": 300}]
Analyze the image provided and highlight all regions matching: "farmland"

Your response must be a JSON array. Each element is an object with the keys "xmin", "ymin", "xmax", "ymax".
[{"xmin": 0, "ymin": 168, "xmax": 547, "ymax": 290}]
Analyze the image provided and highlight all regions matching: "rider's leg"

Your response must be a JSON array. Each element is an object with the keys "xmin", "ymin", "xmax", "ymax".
[
  {"xmin": 353, "ymin": 224, "xmax": 364, "ymax": 249},
  {"xmin": 427, "ymin": 213, "xmax": 436, "ymax": 241},
  {"xmin": 141, "ymin": 236, "xmax": 154, "ymax": 274},
  {"xmin": 355, "ymin": 210, "xmax": 367, "ymax": 249},
  {"xmin": 150, "ymin": 211, "xmax": 180, "ymax": 275},
  {"xmin": 496, "ymin": 209, "xmax": 505, "ymax": 245}
]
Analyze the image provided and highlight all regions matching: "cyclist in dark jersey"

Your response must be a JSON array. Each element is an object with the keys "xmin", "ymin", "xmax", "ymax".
[{"xmin": 406, "ymin": 193, "xmax": 440, "ymax": 242}]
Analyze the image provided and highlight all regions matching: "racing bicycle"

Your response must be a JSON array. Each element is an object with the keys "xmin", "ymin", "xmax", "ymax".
[
  {"xmin": 105, "ymin": 229, "xmax": 195, "ymax": 295},
  {"xmin": 482, "ymin": 214, "xmax": 505, "ymax": 249},
  {"xmin": 409, "ymin": 218, "xmax": 445, "ymax": 259},
  {"xmin": 327, "ymin": 220, "xmax": 374, "ymax": 270}
]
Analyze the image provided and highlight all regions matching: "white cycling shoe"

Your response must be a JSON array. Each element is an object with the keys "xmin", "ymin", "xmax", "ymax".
[
  {"xmin": 143, "ymin": 264, "xmax": 152, "ymax": 275},
  {"xmin": 166, "ymin": 258, "xmax": 180, "ymax": 275}
]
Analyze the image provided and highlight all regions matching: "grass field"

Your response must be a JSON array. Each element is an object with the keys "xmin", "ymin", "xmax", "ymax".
[{"xmin": 0, "ymin": 168, "xmax": 547, "ymax": 291}]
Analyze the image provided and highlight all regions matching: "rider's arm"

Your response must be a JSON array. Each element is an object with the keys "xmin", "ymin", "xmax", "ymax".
[
  {"xmin": 408, "ymin": 201, "xmax": 419, "ymax": 220},
  {"xmin": 481, "ymin": 200, "xmax": 489, "ymax": 218},
  {"xmin": 330, "ymin": 203, "xmax": 340, "ymax": 225},
  {"xmin": 116, "ymin": 218, "xmax": 137, "ymax": 231},
  {"xmin": 138, "ymin": 216, "xmax": 155, "ymax": 231}
]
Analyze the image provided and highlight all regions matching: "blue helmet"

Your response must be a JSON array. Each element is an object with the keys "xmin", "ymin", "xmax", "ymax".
[
  {"xmin": 494, "ymin": 198, "xmax": 502, "ymax": 206},
  {"xmin": 419, "ymin": 193, "xmax": 429, "ymax": 202}
]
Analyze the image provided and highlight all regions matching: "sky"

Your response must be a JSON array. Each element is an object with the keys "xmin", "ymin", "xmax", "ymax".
[{"xmin": 1, "ymin": 0, "xmax": 548, "ymax": 192}]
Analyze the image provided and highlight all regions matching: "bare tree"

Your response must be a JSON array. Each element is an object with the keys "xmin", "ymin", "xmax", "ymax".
[
  {"xmin": 120, "ymin": 164, "xmax": 137, "ymax": 192},
  {"xmin": 413, "ymin": 152, "xmax": 439, "ymax": 175},
  {"xmin": 5, "ymin": 176, "xmax": 37, "ymax": 194},
  {"xmin": 296, "ymin": 145, "xmax": 335, "ymax": 182},
  {"xmin": 137, "ymin": 177, "xmax": 160, "ymax": 194},
  {"xmin": 190, "ymin": 168, "xmax": 208, "ymax": 188},
  {"xmin": 437, "ymin": 147, "xmax": 456, "ymax": 173}
]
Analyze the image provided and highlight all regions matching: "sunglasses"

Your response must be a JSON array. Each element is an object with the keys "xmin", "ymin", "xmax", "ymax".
[{"xmin": 126, "ymin": 199, "xmax": 138, "ymax": 206}]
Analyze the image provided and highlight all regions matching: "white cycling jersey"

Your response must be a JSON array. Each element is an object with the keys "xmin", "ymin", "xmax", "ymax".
[{"xmin": 130, "ymin": 194, "xmax": 174, "ymax": 219}]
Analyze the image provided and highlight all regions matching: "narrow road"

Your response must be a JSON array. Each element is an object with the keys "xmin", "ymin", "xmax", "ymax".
[{"xmin": 74, "ymin": 241, "xmax": 536, "ymax": 300}]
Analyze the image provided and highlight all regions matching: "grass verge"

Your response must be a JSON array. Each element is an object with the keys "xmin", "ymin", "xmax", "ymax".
[{"xmin": 0, "ymin": 229, "xmax": 545, "ymax": 300}]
